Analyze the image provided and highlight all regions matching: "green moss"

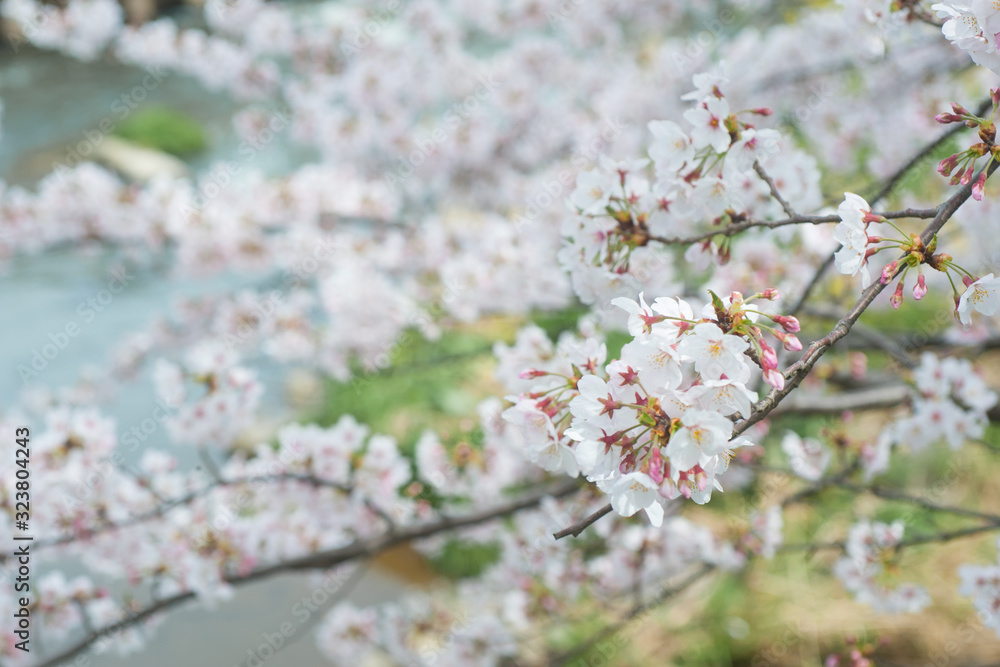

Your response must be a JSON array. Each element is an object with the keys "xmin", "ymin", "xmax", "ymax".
[{"xmin": 114, "ymin": 106, "xmax": 207, "ymax": 157}]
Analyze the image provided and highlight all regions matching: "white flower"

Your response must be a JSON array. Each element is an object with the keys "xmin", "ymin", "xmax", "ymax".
[
  {"xmin": 839, "ymin": 191, "xmax": 873, "ymax": 227},
  {"xmin": 648, "ymin": 120, "xmax": 695, "ymax": 175},
  {"xmin": 833, "ymin": 192, "xmax": 873, "ymax": 287},
  {"xmin": 934, "ymin": 1, "xmax": 1000, "ymax": 74},
  {"xmin": 570, "ymin": 169, "xmax": 616, "ymax": 215},
  {"xmin": 684, "ymin": 96, "xmax": 732, "ymax": 154},
  {"xmin": 781, "ymin": 430, "xmax": 831, "ymax": 481},
  {"xmin": 676, "ymin": 322, "xmax": 750, "ymax": 383},
  {"xmin": 681, "ymin": 65, "xmax": 729, "ymax": 101},
  {"xmin": 607, "ymin": 472, "xmax": 665, "ymax": 526},
  {"xmin": 957, "ymin": 273, "xmax": 1000, "ymax": 325},
  {"xmin": 686, "ymin": 379, "xmax": 758, "ymax": 419},
  {"xmin": 666, "ymin": 409, "xmax": 734, "ymax": 471},
  {"xmin": 619, "ymin": 338, "xmax": 683, "ymax": 393},
  {"xmin": 722, "ymin": 128, "xmax": 782, "ymax": 182}
]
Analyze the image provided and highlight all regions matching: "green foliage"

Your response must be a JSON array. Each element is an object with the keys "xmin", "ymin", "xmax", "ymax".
[
  {"xmin": 427, "ymin": 539, "xmax": 502, "ymax": 579},
  {"xmin": 114, "ymin": 106, "xmax": 207, "ymax": 156}
]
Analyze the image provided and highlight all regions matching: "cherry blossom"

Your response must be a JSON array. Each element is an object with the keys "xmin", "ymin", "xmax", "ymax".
[{"xmin": 957, "ymin": 272, "xmax": 1000, "ymax": 324}]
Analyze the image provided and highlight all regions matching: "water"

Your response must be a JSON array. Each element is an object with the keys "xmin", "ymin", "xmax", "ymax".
[{"xmin": 0, "ymin": 43, "xmax": 409, "ymax": 667}]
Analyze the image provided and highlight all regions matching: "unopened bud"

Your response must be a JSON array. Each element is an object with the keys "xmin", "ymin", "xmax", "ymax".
[
  {"xmin": 880, "ymin": 261, "xmax": 898, "ymax": 285},
  {"xmin": 773, "ymin": 314, "xmax": 800, "ymax": 332},
  {"xmin": 775, "ymin": 331, "xmax": 802, "ymax": 351},
  {"xmin": 960, "ymin": 165, "xmax": 975, "ymax": 186},
  {"xmin": 890, "ymin": 281, "xmax": 904, "ymax": 310},
  {"xmin": 913, "ymin": 274, "xmax": 927, "ymax": 301},
  {"xmin": 938, "ymin": 154, "xmax": 959, "ymax": 176},
  {"xmin": 759, "ymin": 339, "xmax": 778, "ymax": 369},
  {"xmin": 972, "ymin": 170, "xmax": 988, "ymax": 201},
  {"xmin": 981, "ymin": 121, "xmax": 997, "ymax": 144},
  {"xmin": 763, "ymin": 368, "xmax": 785, "ymax": 390},
  {"xmin": 935, "ymin": 113, "xmax": 964, "ymax": 124}
]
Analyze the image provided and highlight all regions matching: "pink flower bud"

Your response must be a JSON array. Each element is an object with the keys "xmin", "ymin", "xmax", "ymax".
[
  {"xmin": 992, "ymin": 88, "xmax": 1000, "ymax": 107},
  {"xmin": 773, "ymin": 314, "xmax": 800, "ymax": 332},
  {"xmin": 952, "ymin": 102, "xmax": 971, "ymax": 116},
  {"xmin": 938, "ymin": 154, "xmax": 958, "ymax": 176},
  {"xmin": 759, "ymin": 339, "xmax": 778, "ymax": 369},
  {"xmin": 890, "ymin": 281, "xmax": 904, "ymax": 310},
  {"xmin": 913, "ymin": 274, "xmax": 927, "ymax": 300},
  {"xmin": 880, "ymin": 261, "xmax": 898, "ymax": 285},
  {"xmin": 972, "ymin": 170, "xmax": 987, "ymax": 201},
  {"xmin": 648, "ymin": 448, "xmax": 664, "ymax": 483},
  {"xmin": 935, "ymin": 113, "xmax": 964, "ymax": 124},
  {"xmin": 763, "ymin": 368, "xmax": 785, "ymax": 390},
  {"xmin": 963, "ymin": 274, "xmax": 977, "ymax": 287},
  {"xmin": 961, "ymin": 165, "xmax": 975, "ymax": 186},
  {"xmin": 751, "ymin": 107, "xmax": 773, "ymax": 116},
  {"xmin": 776, "ymin": 331, "xmax": 802, "ymax": 351},
  {"xmin": 519, "ymin": 369, "xmax": 547, "ymax": 379},
  {"xmin": 759, "ymin": 287, "xmax": 780, "ymax": 300}
]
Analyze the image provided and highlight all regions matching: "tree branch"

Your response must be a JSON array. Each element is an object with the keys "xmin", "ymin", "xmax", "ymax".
[
  {"xmin": 647, "ymin": 208, "xmax": 935, "ymax": 248},
  {"xmin": 754, "ymin": 160, "xmax": 797, "ymax": 218},
  {"xmin": 553, "ymin": 502, "xmax": 614, "ymax": 540},
  {"xmin": 733, "ymin": 159, "xmax": 998, "ymax": 438},
  {"xmin": 546, "ymin": 563, "xmax": 716, "ymax": 667},
  {"xmin": 789, "ymin": 99, "xmax": 989, "ymax": 317},
  {"xmin": 35, "ymin": 479, "xmax": 582, "ymax": 667}
]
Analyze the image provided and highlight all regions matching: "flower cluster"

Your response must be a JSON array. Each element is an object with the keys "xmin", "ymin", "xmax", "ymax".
[
  {"xmin": 958, "ymin": 537, "xmax": 1000, "ymax": 636},
  {"xmin": 934, "ymin": 91, "xmax": 1000, "ymax": 201},
  {"xmin": 880, "ymin": 352, "xmax": 997, "ymax": 454},
  {"xmin": 152, "ymin": 340, "xmax": 263, "ymax": 448},
  {"xmin": 502, "ymin": 289, "xmax": 804, "ymax": 525},
  {"xmin": 832, "ymin": 187, "xmax": 1000, "ymax": 322},
  {"xmin": 781, "ymin": 430, "xmax": 832, "ymax": 481},
  {"xmin": 934, "ymin": 2, "xmax": 1000, "ymax": 77},
  {"xmin": 833, "ymin": 520, "xmax": 931, "ymax": 614},
  {"xmin": 558, "ymin": 75, "xmax": 821, "ymax": 315}
]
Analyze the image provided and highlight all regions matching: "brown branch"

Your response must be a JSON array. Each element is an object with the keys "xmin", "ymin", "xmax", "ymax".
[
  {"xmin": 0, "ymin": 472, "xmax": 357, "ymax": 561},
  {"xmin": 555, "ymin": 162, "xmax": 990, "ymax": 539},
  {"xmin": 546, "ymin": 563, "xmax": 716, "ymax": 667},
  {"xmin": 647, "ymin": 208, "xmax": 935, "ymax": 248},
  {"xmin": 754, "ymin": 160, "xmax": 797, "ymax": 218},
  {"xmin": 841, "ymin": 483, "xmax": 1000, "ymax": 524},
  {"xmin": 35, "ymin": 479, "xmax": 582, "ymax": 667},
  {"xmin": 553, "ymin": 502, "xmax": 613, "ymax": 540},
  {"xmin": 790, "ymin": 100, "xmax": 989, "ymax": 317},
  {"xmin": 733, "ymin": 159, "xmax": 998, "ymax": 438},
  {"xmin": 772, "ymin": 384, "xmax": 911, "ymax": 416}
]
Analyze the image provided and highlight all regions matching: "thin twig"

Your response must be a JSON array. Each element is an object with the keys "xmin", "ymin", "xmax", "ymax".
[
  {"xmin": 553, "ymin": 503, "xmax": 613, "ymax": 540},
  {"xmin": 647, "ymin": 208, "xmax": 935, "ymax": 248},
  {"xmin": 546, "ymin": 564, "xmax": 715, "ymax": 667},
  {"xmin": 755, "ymin": 160, "xmax": 797, "ymax": 217}
]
